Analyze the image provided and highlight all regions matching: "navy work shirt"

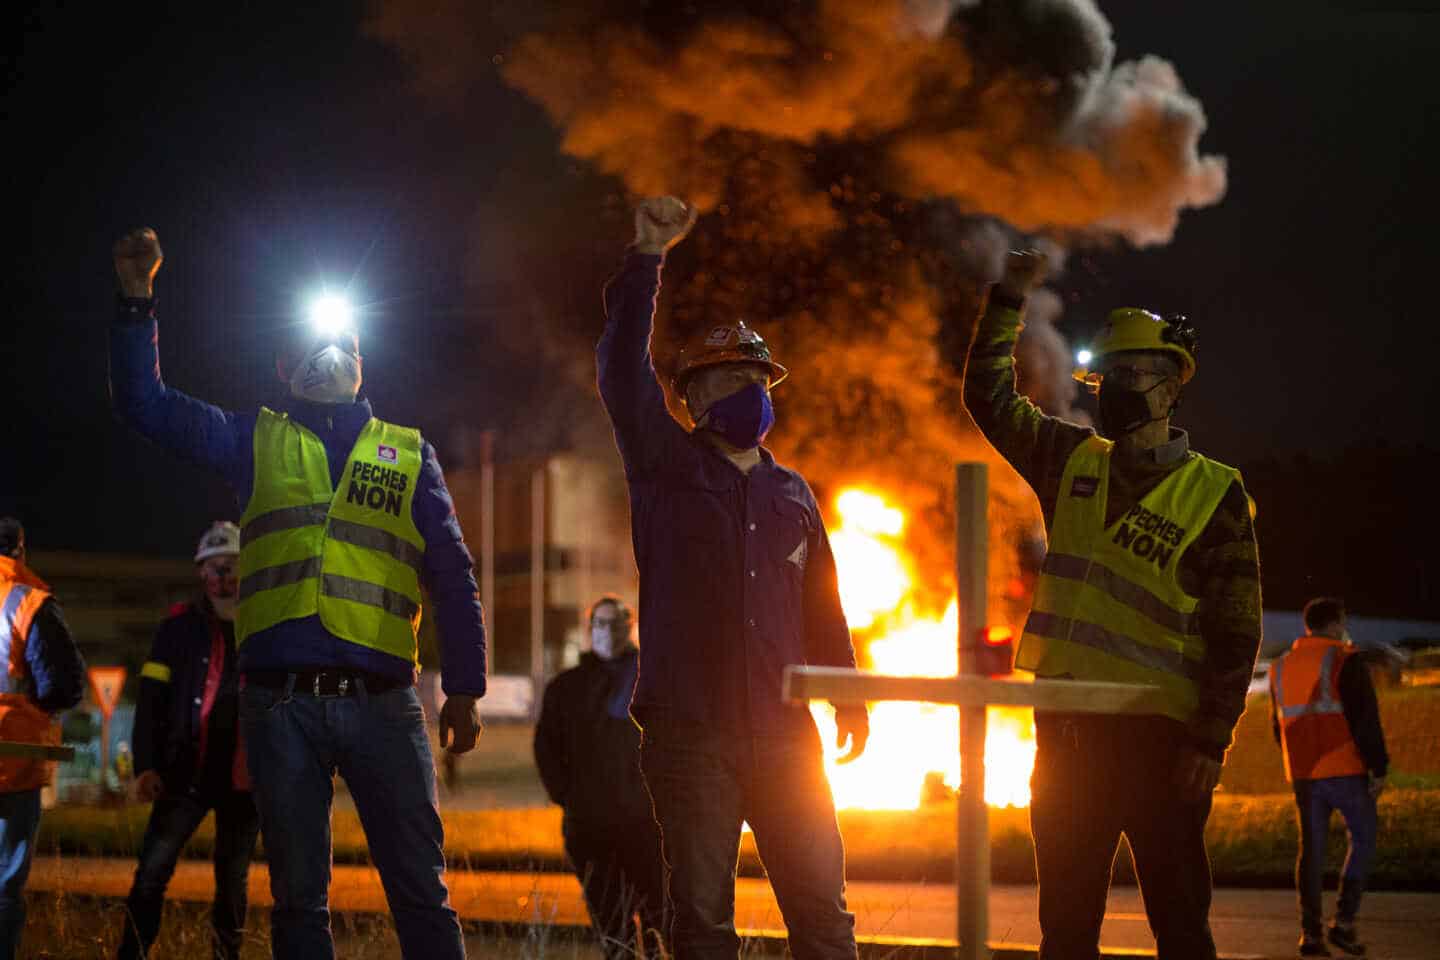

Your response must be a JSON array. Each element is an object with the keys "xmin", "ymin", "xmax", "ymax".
[{"xmin": 597, "ymin": 253, "xmax": 856, "ymax": 735}]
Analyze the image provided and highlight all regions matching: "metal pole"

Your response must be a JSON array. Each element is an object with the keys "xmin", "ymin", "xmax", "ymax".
[
  {"xmin": 530, "ymin": 463, "xmax": 546, "ymax": 721},
  {"xmin": 955, "ymin": 462, "xmax": 990, "ymax": 960},
  {"xmin": 480, "ymin": 430, "xmax": 496, "ymax": 641},
  {"xmin": 100, "ymin": 716, "xmax": 111, "ymax": 794}
]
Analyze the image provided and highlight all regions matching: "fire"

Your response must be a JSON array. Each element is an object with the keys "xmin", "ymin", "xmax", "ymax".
[
  {"xmin": 813, "ymin": 488, "xmax": 1037, "ymax": 809},
  {"xmin": 829, "ymin": 489, "xmax": 908, "ymax": 630}
]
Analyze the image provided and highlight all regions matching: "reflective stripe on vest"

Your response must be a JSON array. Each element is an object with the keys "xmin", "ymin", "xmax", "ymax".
[
  {"xmin": 1273, "ymin": 649, "xmax": 1344, "ymax": 719},
  {"xmin": 1039, "ymin": 553, "xmax": 1202, "ymax": 638},
  {"xmin": 1270, "ymin": 636, "xmax": 1367, "ymax": 781},
  {"xmin": 1, "ymin": 583, "xmax": 37, "ymax": 696},
  {"xmin": 1017, "ymin": 435, "xmax": 1239, "ymax": 723},
  {"xmin": 1024, "ymin": 611, "xmax": 1204, "ymax": 683},
  {"xmin": 236, "ymin": 408, "xmax": 426, "ymax": 664}
]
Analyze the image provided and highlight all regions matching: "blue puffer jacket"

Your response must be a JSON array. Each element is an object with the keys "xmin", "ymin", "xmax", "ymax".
[{"xmin": 109, "ymin": 299, "xmax": 487, "ymax": 696}]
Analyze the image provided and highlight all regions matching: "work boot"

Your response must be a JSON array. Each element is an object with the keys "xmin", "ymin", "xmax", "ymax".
[
  {"xmin": 1326, "ymin": 923, "xmax": 1366, "ymax": 956},
  {"xmin": 1298, "ymin": 932, "xmax": 1331, "ymax": 957}
]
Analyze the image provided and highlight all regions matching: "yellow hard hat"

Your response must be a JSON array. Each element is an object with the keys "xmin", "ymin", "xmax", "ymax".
[{"xmin": 1076, "ymin": 308, "xmax": 1198, "ymax": 385}]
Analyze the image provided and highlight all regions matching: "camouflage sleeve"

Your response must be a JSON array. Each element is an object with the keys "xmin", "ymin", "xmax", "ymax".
[
  {"xmin": 1186, "ymin": 479, "xmax": 1264, "ymax": 759},
  {"xmin": 944, "ymin": 287, "xmax": 1093, "ymax": 524}
]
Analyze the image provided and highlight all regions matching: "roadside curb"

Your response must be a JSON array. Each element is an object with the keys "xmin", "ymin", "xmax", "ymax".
[{"xmin": 466, "ymin": 918, "xmax": 1273, "ymax": 960}]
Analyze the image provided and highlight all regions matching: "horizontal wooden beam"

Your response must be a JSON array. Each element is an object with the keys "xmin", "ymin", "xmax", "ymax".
[
  {"xmin": 0, "ymin": 741, "xmax": 76, "ymax": 761},
  {"xmin": 784, "ymin": 665, "xmax": 1170, "ymax": 715}
]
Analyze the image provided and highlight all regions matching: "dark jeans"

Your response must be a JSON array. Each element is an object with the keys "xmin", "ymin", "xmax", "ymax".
[
  {"xmin": 241, "ymin": 681, "xmax": 464, "ymax": 960},
  {"xmin": 564, "ymin": 816, "xmax": 667, "ymax": 959},
  {"xmin": 640, "ymin": 723, "xmax": 856, "ymax": 960},
  {"xmin": 1294, "ymin": 775, "xmax": 1377, "ymax": 935},
  {"xmin": 1030, "ymin": 714, "xmax": 1217, "ymax": 960},
  {"xmin": 0, "ymin": 789, "xmax": 41, "ymax": 960},
  {"xmin": 118, "ymin": 789, "xmax": 260, "ymax": 960}
]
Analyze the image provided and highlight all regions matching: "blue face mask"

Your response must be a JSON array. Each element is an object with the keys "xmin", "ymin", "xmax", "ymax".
[{"xmin": 700, "ymin": 382, "xmax": 775, "ymax": 449}]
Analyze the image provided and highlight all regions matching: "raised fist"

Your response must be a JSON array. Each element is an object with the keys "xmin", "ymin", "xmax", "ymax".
[
  {"xmin": 634, "ymin": 197, "xmax": 697, "ymax": 255},
  {"xmin": 114, "ymin": 227, "xmax": 163, "ymax": 298},
  {"xmin": 998, "ymin": 248, "xmax": 1048, "ymax": 299}
]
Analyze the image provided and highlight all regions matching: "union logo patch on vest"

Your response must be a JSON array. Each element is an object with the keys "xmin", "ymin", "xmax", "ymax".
[{"xmin": 378, "ymin": 444, "xmax": 398, "ymax": 463}]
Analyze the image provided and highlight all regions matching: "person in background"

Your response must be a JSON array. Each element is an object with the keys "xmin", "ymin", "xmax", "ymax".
[
  {"xmin": 535, "ymin": 595, "xmax": 665, "ymax": 959},
  {"xmin": 119, "ymin": 521, "xmax": 260, "ymax": 960},
  {"xmin": 0, "ymin": 517, "xmax": 85, "ymax": 960},
  {"xmin": 1271, "ymin": 597, "xmax": 1388, "ymax": 957}
]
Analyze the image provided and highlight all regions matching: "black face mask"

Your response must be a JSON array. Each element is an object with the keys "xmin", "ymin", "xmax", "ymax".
[{"xmin": 1098, "ymin": 378, "xmax": 1168, "ymax": 437}]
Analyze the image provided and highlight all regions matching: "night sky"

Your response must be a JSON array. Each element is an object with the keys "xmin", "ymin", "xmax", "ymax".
[{"xmin": 7, "ymin": 2, "xmax": 1437, "ymax": 617}]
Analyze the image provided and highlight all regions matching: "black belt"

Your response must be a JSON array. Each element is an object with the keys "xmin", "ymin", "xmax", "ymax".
[{"xmin": 244, "ymin": 670, "xmax": 409, "ymax": 697}]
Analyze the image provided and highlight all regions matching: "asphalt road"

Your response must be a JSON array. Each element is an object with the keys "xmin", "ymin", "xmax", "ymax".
[{"xmin": 28, "ymin": 857, "xmax": 1440, "ymax": 959}]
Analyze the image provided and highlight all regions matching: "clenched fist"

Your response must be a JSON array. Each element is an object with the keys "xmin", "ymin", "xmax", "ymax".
[
  {"xmin": 998, "ymin": 248, "xmax": 1048, "ymax": 301},
  {"xmin": 634, "ymin": 197, "xmax": 697, "ymax": 256},
  {"xmin": 114, "ymin": 227, "xmax": 163, "ymax": 299},
  {"xmin": 439, "ymin": 694, "xmax": 483, "ymax": 755}
]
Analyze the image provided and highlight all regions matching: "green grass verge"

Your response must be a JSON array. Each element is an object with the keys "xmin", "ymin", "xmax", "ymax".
[{"xmin": 37, "ymin": 788, "xmax": 1440, "ymax": 891}]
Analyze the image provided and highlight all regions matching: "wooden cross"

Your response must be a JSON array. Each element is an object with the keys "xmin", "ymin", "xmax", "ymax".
[{"xmin": 784, "ymin": 463, "xmax": 1165, "ymax": 960}]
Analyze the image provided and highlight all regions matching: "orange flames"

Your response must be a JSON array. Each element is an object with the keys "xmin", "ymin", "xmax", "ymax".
[{"xmin": 812, "ymin": 487, "xmax": 1037, "ymax": 809}]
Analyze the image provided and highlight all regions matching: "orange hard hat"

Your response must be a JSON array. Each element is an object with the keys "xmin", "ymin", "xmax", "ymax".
[{"xmin": 672, "ymin": 321, "xmax": 788, "ymax": 393}]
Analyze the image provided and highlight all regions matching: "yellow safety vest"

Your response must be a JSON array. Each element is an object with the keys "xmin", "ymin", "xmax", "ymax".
[
  {"xmin": 237, "ymin": 408, "xmax": 426, "ymax": 664},
  {"xmin": 1017, "ymin": 435, "xmax": 1238, "ymax": 723}
]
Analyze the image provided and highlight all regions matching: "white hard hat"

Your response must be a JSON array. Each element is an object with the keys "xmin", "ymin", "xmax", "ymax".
[{"xmin": 194, "ymin": 521, "xmax": 241, "ymax": 563}]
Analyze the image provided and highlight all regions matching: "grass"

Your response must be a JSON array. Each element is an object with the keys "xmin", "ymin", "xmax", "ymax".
[{"xmin": 17, "ymin": 890, "xmax": 616, "ymax": 960}]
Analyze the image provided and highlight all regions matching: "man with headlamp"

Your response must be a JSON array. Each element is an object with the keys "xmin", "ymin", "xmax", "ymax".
[{"xmin": 108, "ymin": 227, "xmax": 486, "ymax": 960}]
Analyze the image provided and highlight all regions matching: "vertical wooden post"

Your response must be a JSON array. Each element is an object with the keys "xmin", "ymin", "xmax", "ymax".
[
  {"xmin": 955, "ymin": 462, "xmax": 990, "ymax": 960},
  {"xmin": 530, "ymin": 463, "xmax": 546, "ymax": 721}
]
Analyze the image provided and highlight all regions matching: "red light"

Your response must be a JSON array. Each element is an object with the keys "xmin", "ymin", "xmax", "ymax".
[{"xmin": 983, "ymin": 625, "xmax": 1014, "ymax": 647}]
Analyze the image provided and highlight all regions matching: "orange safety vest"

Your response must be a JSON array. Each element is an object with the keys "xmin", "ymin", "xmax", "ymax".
[
  {"xmin": 0, "ymin": 556, "xmax": 63, "ymax": 793},
  {"xmin": 1269, "ymin": 635, "xmax": 1367, "ymax": 782}
]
